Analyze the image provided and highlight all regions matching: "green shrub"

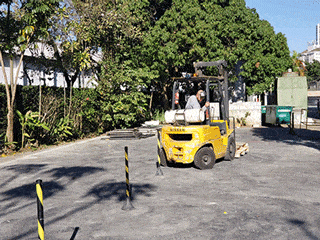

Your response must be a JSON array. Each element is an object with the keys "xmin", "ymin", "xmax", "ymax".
[
  {"xmin": 153, "ymin": 109, "xmax": 165, "ymax": 124},
  {"xmin": 0, "ymin": 80, "xmax": 153, "ymax": 151}
]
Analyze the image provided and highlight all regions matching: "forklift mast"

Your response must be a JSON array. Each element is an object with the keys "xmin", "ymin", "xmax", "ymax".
[
  {"xmin": 171, "ymin": 60, "xmax": 229, "ymax": 121},
  {"xmin": 193, "ymin": 60, "xmax": 229, "ymax": 120}
]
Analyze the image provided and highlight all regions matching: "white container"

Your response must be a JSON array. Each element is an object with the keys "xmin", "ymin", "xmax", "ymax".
[
  {"xmin": 184, "ymin": 109, "xmax": 205, "ymax": 123},
  {"xmin": 165, "ymin": 109, "xmax": 205, "ymax": 124},
  {"xmin": 165, "ymin": 110, "xmax": 184, "ymax": 123}
]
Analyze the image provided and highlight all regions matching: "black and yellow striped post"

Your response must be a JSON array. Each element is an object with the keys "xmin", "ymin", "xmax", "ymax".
[
  {"xmin": 156, "ymin": 130, "xmax": 163, "ymax": 176},
  {"xmin": 36, "ymin": 179, "xmax": 44, "ymax": 240},
  {"xmin": 122, "ymin": 146, "xmax": 134, "ymax": 210}
]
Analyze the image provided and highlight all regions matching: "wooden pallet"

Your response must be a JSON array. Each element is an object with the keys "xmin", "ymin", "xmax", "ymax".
[{"xmin": 235, "ymin": 142, "xmax": 249, "ymax": 158}]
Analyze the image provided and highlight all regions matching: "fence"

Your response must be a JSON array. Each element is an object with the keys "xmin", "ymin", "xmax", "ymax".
[
  {"xmin": 299, "ymin": 109, "xmax": 320, "ymax": 129},
  {"xmin": 308, "ymin": 80, "xmax": 320, "ymax": 91}
]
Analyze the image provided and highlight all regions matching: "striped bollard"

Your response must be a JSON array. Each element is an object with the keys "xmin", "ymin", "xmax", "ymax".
[
  {"xmin": 156, "ymin": 130, "xmax": 163, "ymax": 176},
  {"xmin": 289, "ymin": 112, "xmax": 295, "ymax": 135},
  {"xmin": 122, "ymin": 146, "xmax": 134, "ymax": 210},
  {"xmin": 36, "ymin": 179, "xmax": 44, "ymax": 240}
]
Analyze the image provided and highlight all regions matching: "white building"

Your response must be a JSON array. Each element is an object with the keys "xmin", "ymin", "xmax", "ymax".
[
  {"xmin": 317, "ymin": 23, "xmax": 320, "ymax": 45},
  {"xmin": 300, "ymin": 48, "xmax": 320, "ymax": 63},
  {"xmin": 299, "ymin": 24, "xmax": 320, "ymax": 63},
  {"xmin": 0, "ymin": 43, "xmax": 98, "ymax": 88}
]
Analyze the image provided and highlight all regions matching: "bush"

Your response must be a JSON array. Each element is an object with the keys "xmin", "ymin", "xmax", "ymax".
[
  {"xmin": 96, "ymin": 60, "xmax": 152, "ymax": 130},
  {"xmin": 0, "ymin": 81, "xmax": 152, "ymax": 152}
]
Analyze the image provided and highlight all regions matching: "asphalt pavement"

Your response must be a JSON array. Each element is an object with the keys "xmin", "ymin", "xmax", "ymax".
[{"xmin": 0, "ymin": 126, "xmax": 320, "ymax": 240}]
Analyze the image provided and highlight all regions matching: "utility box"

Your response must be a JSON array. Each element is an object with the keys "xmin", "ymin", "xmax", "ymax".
[
  {"xmin": 277, "ymin": 73, "xmax": 307, "ymax": 109},
  {"xmin": 265, "ymin": 105, "xmax": 293, "ymax": 125}
]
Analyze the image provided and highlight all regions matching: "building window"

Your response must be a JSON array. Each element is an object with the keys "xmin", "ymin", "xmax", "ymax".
[{"xmin": 0, "ymin": 58, "xmax": 10, "ymax": 67}]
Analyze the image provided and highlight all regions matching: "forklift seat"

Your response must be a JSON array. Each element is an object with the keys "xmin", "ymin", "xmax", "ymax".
[{"xmin": 209, "ymin": 121, "xmax": 227, "ymax": 135}]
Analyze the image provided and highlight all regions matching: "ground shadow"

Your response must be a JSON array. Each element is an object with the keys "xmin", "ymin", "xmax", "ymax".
[
  {"xmin": 1, "ymin": 180, "xmax": 64, "ymax": 201},
  {"xmin": 0, "ymin": 175, "xmax": 17, "ymax": 188},
  {"xmin": 166, "ymin": 162, "xmax": 194, "ymax": 169},
  {"xmin": 288, "ymin": 218, "xmax": 319, "ymax": 240},
  {"xmin": 12, "ymin": 180, "xmax": 157, "ymax": 239},
  {"xmin": 45, "ymin": 166, "xmax": 105, "ymax": 181},
  {"xmin": 165, "ymin": 157, "xmax": 226, "ymax": 170},
  {"xmin": 3, "ymin": 164, "xmax": 47, "ymax": 174},
  {"xmin": 86, "ymin": 180, "xmax": 157, "ymax": 202},
  {"xmin": 0, "ymin": 164, "xmax": 48, "ymax": 189},
  {"xmin": 251, "ymin": 126, "xmax": 320, "ymax": 152}
]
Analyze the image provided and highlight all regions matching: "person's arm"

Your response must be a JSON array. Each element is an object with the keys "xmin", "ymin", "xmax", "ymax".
[
  {"xmin": 185, "ymin": 95, "xmax": 200, "ymax": 109},
  {"xmin": 201, "ymin": 102, "xmax": 210, "ymax": 111}
]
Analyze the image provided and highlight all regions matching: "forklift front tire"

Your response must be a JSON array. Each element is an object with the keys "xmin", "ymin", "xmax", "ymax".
[
  {"xmin": 194, "ymin": 147, "xmax": 216, "ymax": 170},
  {"xmin": 159, "ymin": 148, "xmax": 168, "ymax": 167},
  {"xmin": 225, "ymin": 136, "xmax": 236, "ymax": 161}
]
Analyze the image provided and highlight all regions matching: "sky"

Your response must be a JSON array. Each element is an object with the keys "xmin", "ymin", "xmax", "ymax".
[{"xmin": 245, "ymin": 0, "xmax": 320, "ymax": 54}]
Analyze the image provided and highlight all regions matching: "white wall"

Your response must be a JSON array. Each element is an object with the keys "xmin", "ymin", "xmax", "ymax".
[
  {"xmin": 0, "ymin": 54, "xmax": 96, "ymax": 88},
  {"xmin": 229, "ymin": 102, "xmax": 262, "ymax": 127}
]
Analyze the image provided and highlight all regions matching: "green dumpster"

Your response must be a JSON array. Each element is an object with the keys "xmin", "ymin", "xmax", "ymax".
[{"xmin": 265, "ymin": 105, "xmax": 293, "ymax": 125}]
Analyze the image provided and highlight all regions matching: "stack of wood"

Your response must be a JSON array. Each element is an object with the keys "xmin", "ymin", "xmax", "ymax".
[
  {"xmin": 107, "ymin": 129, "xmax": 142, "ymax": 139},
  {"xmin": 235, "ymin": 142, "xmax": 249, "ymax": 158}
]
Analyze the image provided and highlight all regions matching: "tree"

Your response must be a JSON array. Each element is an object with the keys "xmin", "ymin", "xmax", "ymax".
[
  {"xmin": 306, "ymin": 60, "xmax": 320, "ymax": 82},
  {"xmin": 143, "ymin": 0, "xmax": 292, "ymax": 107},
  {"xmin": 20, "ymin": 1, "xmax": 86, "ymax": 90},
  {"xmin": 291, "ymin": 50, "xmax": 306, "ymax": 76},
  {"xmin": 0, "ymin": 0, "xmax": 59, "ymax": 145},
  {"xmin": 48, "ymin": 1, "xmax": 92, "ymax": 89},
  {"xmin": 66, "ymin": 0, "xmax": 162, "ymax": 129}
]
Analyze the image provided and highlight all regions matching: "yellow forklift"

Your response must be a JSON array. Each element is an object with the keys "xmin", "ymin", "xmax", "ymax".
[{"xmin": 159, "ymin": 60, "xmax": 235, "ymax": 170}]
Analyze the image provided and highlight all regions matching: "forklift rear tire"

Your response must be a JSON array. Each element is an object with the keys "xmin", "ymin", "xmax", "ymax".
[
  {"xmin": 159, "ymin": 148, "xmax": 168, "ymax": 167},
  {"xmin": 194, "ymin": 147, "xmax": 216, "ymax": 170},
  {"xmin": 225, "ymin": 136, "xmax": 236, "ymax": 161}
]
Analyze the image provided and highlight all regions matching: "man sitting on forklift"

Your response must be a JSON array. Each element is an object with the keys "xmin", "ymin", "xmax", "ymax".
[{"xmin": 185, "ymin": 90, "xmax": 210, "ymax": 110}]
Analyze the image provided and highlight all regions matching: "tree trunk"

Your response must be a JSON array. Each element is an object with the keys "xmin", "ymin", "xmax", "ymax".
[
  {"xmin": 162, "ymin": 85, "xmax": 170, "ymax": 110},
  {"xmin": 1, "ymin": 49, "xmax": 25, "ymax": 147},
  {"xmin": 64, "ymin": 83, "xmax": 66, "ymax": 118},
  {"xmin": 6, "ymin": 107, "xmax": 14, "ymax": 143},
  {"xmin": 39, "ymin": 81, "xmax": 42, "ymax": 120},
  {"xmin": 68, "ymin": 86, "xmax": 72, "ymax": 117},
  {"xmin": 149, "ymin": 91, "xmax": 153, "ymax": 117}
]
